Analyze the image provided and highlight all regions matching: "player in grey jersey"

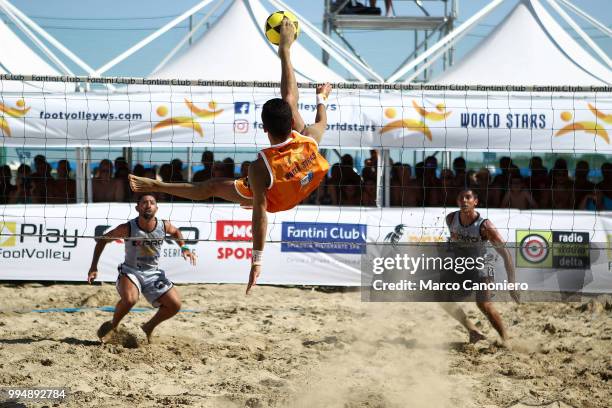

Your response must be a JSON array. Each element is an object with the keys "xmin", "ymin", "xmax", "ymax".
[
  {"xmin": 87, "ymin": 194, "xmax": 196, "ymax": 343},
  {"xmin": 440, "ymin": 189, "xmax": 519, "ymax": 345}
]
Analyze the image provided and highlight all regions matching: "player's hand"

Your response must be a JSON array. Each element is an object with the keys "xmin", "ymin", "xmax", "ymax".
[
  {"xmin": 246, "ymin": 264, "xmax": 261, "ymax": 295},
  {"xmin": 87, "ymin": 268, "xmax": 98, "ymax": 284},
  {"xmin": 510, "ymin": 290, "xmax": 521, "ymax": 304},
  {"xmin": 182, "ymin": 249, "xmax": 197, "ymax": 266},
  {"xmin": 316, "ymin": 83, "xmax": 332, "ymax": 99},
  {"xmin": 278, "ymin": 17, "xmax": 296, "ymax": 50}
]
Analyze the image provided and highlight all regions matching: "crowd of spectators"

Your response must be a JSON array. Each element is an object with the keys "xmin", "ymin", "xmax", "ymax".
[
  {"xmin": 382, "ymin": 155, "xmax": 612, "ymax": 210},
  {"xmin": 0, "ymin": 155, "xmax": 76, "ymax": 204},
  {"xmin": 1, "ymin": 151, "xmax": 611, "ymax": 211}
]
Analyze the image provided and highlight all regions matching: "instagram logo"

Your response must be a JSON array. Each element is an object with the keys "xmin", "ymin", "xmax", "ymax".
[{"xmin": 234, "ymin": 119, "xmax": 249, "ymax": 133}]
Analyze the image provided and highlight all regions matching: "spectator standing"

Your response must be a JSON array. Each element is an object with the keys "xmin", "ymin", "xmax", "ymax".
[
  {"xmin": 0, "ymin": 165, "xmax": 15, "ymax": 204},
  {"xmin": 93, "ymin": 159, "xmax": 125, "ymax": 202},
  {"xmin": 500, "ymin": 177, "xmax": 538, "ymax": 209},
  {"xmin": 54, "ymin": 160, "xmax": 76, "ymax": 204},
  {"xmin": 192, "ymin": 151, "xmax": 214, "ymax": 182}
]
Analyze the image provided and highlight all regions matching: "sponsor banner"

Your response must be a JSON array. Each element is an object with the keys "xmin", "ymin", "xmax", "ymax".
[
  {"xmin": 281, "ymin": 222, "xmax": 366, "ymax": 254},
  {"xmin": 0, "ymin": 90, "xmax": 610, "ymax": 151},
  {"xmin": 1, "ymin": 204, "xmax": 612, "ymax": 291}
]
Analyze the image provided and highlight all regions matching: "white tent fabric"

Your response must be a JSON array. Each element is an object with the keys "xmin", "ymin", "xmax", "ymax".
[
  {"xmin": 151, "ymin": 0, "xmax": 346, "ymax": 82},
  {"xmin": 432, "ymin": 0, "xmax": 611, "ymax": 85},
  {"xmin": 0, "ymin": 17, "xmax": 68, "ymax": 93}
]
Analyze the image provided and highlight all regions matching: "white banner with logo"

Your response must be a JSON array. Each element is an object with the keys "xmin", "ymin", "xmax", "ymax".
[
  {"xmin": 1, "ymin": 89, "xmax": 610, "ymax": 152},
  {"xmin": 0, "ymin": 203, "xmax": 611, "ymax": 292}
]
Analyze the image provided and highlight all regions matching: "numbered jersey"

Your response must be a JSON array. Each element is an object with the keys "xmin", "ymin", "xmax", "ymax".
[
  {"xmin": 235, "ymin": 131, "xmax": 329, "ymax": 213},
  {"xmin": 124, "ymin": 217, "xmax": 165, "ymax": 270}
]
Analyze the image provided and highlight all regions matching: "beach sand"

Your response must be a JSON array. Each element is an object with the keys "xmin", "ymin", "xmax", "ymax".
[{"xmin": 0, "ymin": 283, "xmax": 610, "ymax": 407}]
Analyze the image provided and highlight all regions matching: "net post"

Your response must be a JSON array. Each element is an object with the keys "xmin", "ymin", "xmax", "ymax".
[
  {"xmin": 376, "ymin": 149, "xmax": 390, "ymax": 208},
  {"xmin": 75, "ymin": 147, "xmax": 92, "ymax": 203}
]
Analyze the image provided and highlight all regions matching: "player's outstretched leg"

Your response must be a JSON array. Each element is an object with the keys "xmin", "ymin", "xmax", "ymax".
[
  {"xmin": 141, "ymin": 288, "xmax": 181, "ymax": 344},
  {"xmin": 476, "ymin": 301, "xmax": 508, "ymax": 345},
  {"xmin": 439, "ymin": 302, "xmax": 486, "ymax": 344},
  {"xmin": 99, "ymin": 275, "xmax": 139, "ymax": 343},
  {"xmin": 128, "ymin": 174, "xmax": 251, "ymax": 205}
]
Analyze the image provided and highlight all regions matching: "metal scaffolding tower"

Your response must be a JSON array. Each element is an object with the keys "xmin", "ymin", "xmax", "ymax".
[{"xmin": 322, "ymin": 0, "xmax": 457, "ymax": 82}]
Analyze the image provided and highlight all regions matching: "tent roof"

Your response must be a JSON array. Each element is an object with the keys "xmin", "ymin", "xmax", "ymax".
[
  {"xmin": 432, "ymin": 0, "xmax": 611, "ymax": 85},
  {"xmin": 0, "ymin": 17, "xmax": 66, "ymax": 93},
  {"xmin": 151, "ymin": 0, "xmax": 346, "ymax": 82}
]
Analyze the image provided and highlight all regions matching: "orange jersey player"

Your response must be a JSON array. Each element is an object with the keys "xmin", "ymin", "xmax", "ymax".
[{"xmin": 129, "ymin": 18, "xmax": 332, "ymax": 294}]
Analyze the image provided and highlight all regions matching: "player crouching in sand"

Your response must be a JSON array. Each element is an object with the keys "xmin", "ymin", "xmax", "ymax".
[{"xmin": 87, "ymin": 194, "xmax": 196, "ymax": 343}]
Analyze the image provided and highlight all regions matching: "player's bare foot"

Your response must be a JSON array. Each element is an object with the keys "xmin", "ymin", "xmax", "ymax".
[
  {"xmin": 97, "ymin": 320, "xmax": 114, "ymax": 343},
  {"xmin": 278, "ymin": 17, "xmax": 296, "ymax": 51},
  {"xmin": 468, "ymin": 329, "xmax": 486, "ymax": 344},
  {"xmin": 129, "ymin": 174, "xmax": 157, "ymax": 193},
  {"xmin": 141, "ymin": 322, "xmax": 154, "ymax": 344},
  {"xmin": 316, "ymin": 83, "xmax": 332, "ymax": 99}
]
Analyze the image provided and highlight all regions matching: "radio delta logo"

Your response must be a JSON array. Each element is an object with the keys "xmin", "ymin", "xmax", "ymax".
[
  {"xmin": 516, "ymin": 230, "xmax": 590, "ymax": 269},
  {"xmin": 216, "ymin": 220, "xmax": 253, "ymax": 261}
]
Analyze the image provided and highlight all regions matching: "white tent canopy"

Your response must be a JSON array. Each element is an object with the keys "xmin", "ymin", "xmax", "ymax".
[
  {"xmin": 432, "ymin": 0, "xmax": 611, "ymax": 85},
  {"xmin": 0, "ymin": 17, "xmax": 65, "ymax": 92},
  {"xmin": 151, "ymin": 0, "xmax": 346, "ymax": 82}
]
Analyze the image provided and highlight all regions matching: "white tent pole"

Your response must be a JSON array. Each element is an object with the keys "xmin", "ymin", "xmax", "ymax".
[
  {"xmin": 556, "ymin": 0, "xmax": 611, "ymax": 37},
  {"xmin": 0, "ymin": 0, "xmax": 98, "ymax": 75},
  {"xmin": 93, "ymin": 0, "xmax": 215, "ymax": 76},
  {"xmin": 402, "ymin": 27, "xmax": 470, "ymax": 83},
  {"xmin": 268, "ymin": 0, "xmax": 383, "ymax": 82},
  {"xmin": 546, "ymin": 0, "xmax": 611, "ymax": 68},
  {"xmin": 153, "ymin": 0, "xmax": 227, "ymax": 73},
  {"xmin": 247, "ymin": 0, "xmax": 367, "ymax": 82},
  {"xmin": 386, "ymin": 0, "xmax": 505, "ymax": 83},
  {"xmin": 0, "ymin": 3, "xmax": 74, "ymax": 75}
]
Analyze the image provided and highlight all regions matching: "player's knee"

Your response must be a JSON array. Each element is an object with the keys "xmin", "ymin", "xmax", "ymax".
[
  {"xmin": 167, "ymin": 298, "xmax": 181, "ymax": 315},
  {"xmin": 122, "ymin": 294, "xmax": 139, "ymax": 308},
  {"xmin": 477, "ymin": 301, "xmax": 494, "ymax": 314}
]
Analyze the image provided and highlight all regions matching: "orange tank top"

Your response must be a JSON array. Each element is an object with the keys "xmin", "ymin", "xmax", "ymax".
[{"xmin": 260, "ymin": 131, "xmax": 329, "ymax": 213}]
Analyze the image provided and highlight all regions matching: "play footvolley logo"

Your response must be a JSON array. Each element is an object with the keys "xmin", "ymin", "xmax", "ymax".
[
  {"xmin": 516, "ymin": 230, "xmax": 589, "ymax": 269},
  {"xmin": 0, "ymin": 222, "xmax": 17, "ymax": 247}
]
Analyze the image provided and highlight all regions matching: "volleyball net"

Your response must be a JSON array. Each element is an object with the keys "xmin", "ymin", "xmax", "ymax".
[{"xmin": 0, "ymin": 75, "xmax": 611, "ymax": 290}]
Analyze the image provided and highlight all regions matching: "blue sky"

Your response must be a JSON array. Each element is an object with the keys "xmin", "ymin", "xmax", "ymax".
[{"xmin": 3, "ymin": 0, "xmax": 610, "ymax": 80}]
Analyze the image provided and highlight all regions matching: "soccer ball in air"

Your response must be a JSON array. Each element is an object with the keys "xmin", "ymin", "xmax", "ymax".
[{"xmin": 265, "ymin": 10, "xmax": 300, "ymax": 45}]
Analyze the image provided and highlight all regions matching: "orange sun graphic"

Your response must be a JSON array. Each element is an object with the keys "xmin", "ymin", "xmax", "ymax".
[
  {"xmin": 0, "ymin": 99, "xmax": 30, "ymax": 137},
  {"xmin": 555, "ymin": 104, "xmax": 609, "ymax": 144}
]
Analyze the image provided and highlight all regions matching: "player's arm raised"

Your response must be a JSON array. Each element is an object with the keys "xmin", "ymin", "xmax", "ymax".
[
  {"xmin": 246, "ymin": 159, "xmax": 269, "ymax": 295},
  {"xmin": 278, "ymin": 17, "xmax": 306, "ymax": 134},
  {"xmin": 164, "ymin": 220, "xmax": 196, "ymax": 266},
  {"xmin": 482, "ymin": 220, "xmax": 520, "ymax": 303},
  {"xmin": 303, "ymin": 83, "xmax": 332, "ymax": 145},
  {"xmin": 88, "ymin": 223, "xmax": 129, "ymax": 284}
]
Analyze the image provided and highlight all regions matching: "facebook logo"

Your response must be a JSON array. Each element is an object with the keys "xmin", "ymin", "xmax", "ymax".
[{"xmin": 234, "ymin": 102, "xmax": 250, "ymax": 114}]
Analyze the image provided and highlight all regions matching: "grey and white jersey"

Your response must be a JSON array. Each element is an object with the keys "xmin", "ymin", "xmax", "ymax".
[
  {"xmin": 124, "ymin": 218, "xmax": 165, "ymax": 270},
  {"xmin": 447, "ymin": 211, "xmax": 489, "ymax": 257}
]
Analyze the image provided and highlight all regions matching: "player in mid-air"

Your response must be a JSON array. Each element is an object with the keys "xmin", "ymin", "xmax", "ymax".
[
  {"xmin": 129, "ymin": 18, "xmax": 331, "ymax": 294},
  {"xmin": 87, "ymin": 194, "xmax": 196, "ymax": 343},
  {"xmin": 440, "ymin": 189, "xmax": 520, "ymax": 345}
]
